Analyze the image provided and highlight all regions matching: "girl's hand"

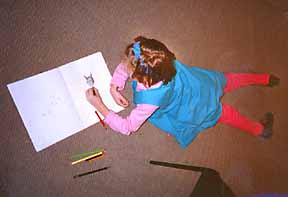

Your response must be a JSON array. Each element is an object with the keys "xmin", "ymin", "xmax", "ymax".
[
  {"xmin": 110, "ymin": 85, "xmax": 129, "ymax": 107},
  {"xmin": 85, "ymin": 88, "xmax": 104, "ymax": 109}
]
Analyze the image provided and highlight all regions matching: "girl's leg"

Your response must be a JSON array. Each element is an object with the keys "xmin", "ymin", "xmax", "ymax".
[
  {"xmin": 224, "ymin": 73, "xmax": 270, "ymax": 93},
  {"xmin": 218, "ymin": 103, "xmax": 263, "ymax": 136}
]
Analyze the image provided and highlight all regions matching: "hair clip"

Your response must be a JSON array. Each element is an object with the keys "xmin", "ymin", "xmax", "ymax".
[
  {"xmin": 139, "ymin": 59, "xmax": 151, "ymax": 75},
  {"xmin": 133, "ymin": 41, "xmax": 152, "ymax": 75}
]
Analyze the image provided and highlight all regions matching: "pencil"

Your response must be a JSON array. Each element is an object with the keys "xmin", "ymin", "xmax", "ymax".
[
  {"xmin": 86, "ymin": 152, "xmax": 104, "ymax": 163},
  {"xmin": 92, "ymin": 88, "xmax": 107, "ymax": 129},
  {"xmin": 73, "ymin": 167, "xmax": 110, "ymax": 178},
  {"xmin": 95, "ymin": 111, "xmax": 107, "ymax": 129},
  {"xmin": 71, "ymin": 151, "xmax": 103, "ymax": 165}
]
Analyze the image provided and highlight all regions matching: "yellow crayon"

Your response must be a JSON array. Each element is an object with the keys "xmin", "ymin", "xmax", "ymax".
[{"xmin": 71, "ymin": 151, "xmax": 103, "ymax": 165}]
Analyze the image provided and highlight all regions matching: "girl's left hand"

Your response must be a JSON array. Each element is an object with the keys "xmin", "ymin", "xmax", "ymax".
[{"xmin": 85, "ymin": 88, "xmax": 104, "ymax": 109}]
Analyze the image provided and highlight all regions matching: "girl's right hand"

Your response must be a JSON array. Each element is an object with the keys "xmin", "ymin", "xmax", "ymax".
[{"xmin": 110, "ymin": 85, "xmax": 129, "ymax": 107}]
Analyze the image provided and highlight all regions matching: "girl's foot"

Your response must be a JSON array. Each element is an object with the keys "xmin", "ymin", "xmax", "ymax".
[
  {"xmin": 268, "ymin": 74, "xmax": 280, "ymax": 87},
  {"xmin": 258, "ymin": 112, "xmax": 274, "ymax": 139}
]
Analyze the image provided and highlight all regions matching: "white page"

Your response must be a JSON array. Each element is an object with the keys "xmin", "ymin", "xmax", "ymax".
[
  {"xmin": 7, "ymin": 68, "xmax": 83, "ymax": 152},
  {"xmin": 59, "ymin": 52, "xmax": 123, "ymax": 128}
]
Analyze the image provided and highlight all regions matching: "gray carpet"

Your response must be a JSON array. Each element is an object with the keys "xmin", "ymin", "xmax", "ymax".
[{"xmin": 1, "ymin": 0, "xmax": 288, "ymax": 196}]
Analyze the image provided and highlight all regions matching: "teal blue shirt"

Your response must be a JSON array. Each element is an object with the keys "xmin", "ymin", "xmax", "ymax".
[{"xmin": 132, "ymin": 60, "xmax": 227, "ymax": 148}]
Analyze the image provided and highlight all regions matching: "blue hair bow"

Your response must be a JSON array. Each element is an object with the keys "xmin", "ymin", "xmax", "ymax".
[{"xmin": 133, "ymin": 41, "xmax": 141, "ymax": 60}]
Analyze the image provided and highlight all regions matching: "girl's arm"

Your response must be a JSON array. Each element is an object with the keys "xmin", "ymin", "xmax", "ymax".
[
  {"xmin": 104, "ymin": 104, "xmax": 159, "ymax": 135},
  {"xmin": 110, "ymin": 63, "xmax": 131, "ymax": 107},
  {"xmin": 86, "ymin": 88, "xmax": 158, "ymax": 135},
  {"xmin": 110, "ymin": 63, "xmax": 130, "ymax": 91}
]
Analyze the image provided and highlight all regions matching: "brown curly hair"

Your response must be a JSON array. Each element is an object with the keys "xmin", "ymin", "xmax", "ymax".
[{"xmin": 123, "ymin": 36, "xmax": 176, "ymax": 87}]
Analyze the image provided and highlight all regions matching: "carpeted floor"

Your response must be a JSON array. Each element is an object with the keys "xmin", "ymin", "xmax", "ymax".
[{"xmin": 1, "ymin": 0, "xmax": 288, "ymax": 196}]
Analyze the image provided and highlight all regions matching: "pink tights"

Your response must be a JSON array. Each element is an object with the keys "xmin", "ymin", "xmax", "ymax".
[{"xmin": 218, "ymin": 73, "xmax": 270, "ymax": 136}]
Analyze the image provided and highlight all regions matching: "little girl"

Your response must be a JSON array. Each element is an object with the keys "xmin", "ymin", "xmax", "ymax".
[{"xmin": 86, "ymin": 36, "xmax": 279, "ymax": 148}]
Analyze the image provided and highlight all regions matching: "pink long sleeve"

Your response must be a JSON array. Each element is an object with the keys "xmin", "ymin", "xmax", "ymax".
[
  {"xmin": 104, "ymin": 104, "xmax": 159, "ymax": 135},
  {"xmin": 110, "ymin": 63, "xmax": 130, "ymax": 91}
]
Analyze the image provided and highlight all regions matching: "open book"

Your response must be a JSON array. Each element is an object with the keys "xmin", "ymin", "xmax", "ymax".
[{"xmin": 7, "ymin": 52, "xmax": 123, "ymax": 152}]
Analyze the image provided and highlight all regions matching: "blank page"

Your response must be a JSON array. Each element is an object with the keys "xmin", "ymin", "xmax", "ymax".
[{"xmin": 7, "ymin": 68, "xmax": 83, "ymax": 152}]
